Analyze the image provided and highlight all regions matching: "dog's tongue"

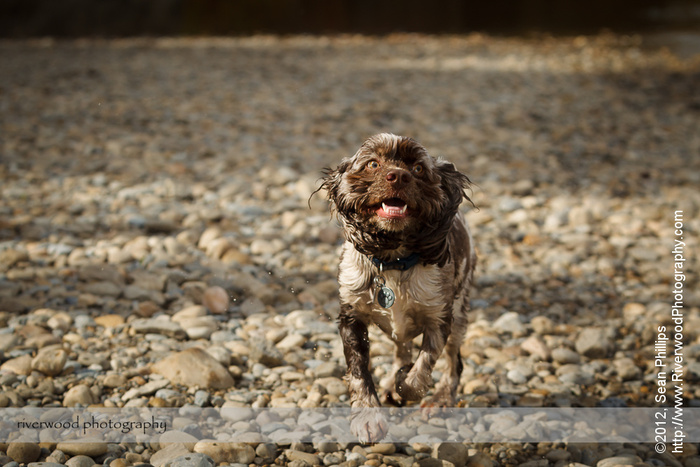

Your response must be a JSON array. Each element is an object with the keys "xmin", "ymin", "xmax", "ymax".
[{"xmin": 377, "ymin": 199, "xmax": 408, "ymax": 219}]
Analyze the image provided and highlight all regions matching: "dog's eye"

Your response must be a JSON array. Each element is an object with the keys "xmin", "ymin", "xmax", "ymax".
[
  {"xmin": 367, "ymin": 161, "xmax": 380, "ymax": 169},
  {"xmin": 412, "ymin": 164, "xmax": 424, "ymax": 174}
]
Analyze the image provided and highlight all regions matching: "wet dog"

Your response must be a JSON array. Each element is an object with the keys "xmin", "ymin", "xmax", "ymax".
[{"xmin": 319, "ymin": 133, "xmax": 476, "ymax": 442}]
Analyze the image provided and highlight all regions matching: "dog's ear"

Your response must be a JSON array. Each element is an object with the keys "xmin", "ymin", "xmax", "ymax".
[
  {"xmin": 435, "ymin": 159, "xmax": 475, "ymax": 210},
  {"xmin": 310, "ymin": 158, "xmax": 351, "ymax": 207}
]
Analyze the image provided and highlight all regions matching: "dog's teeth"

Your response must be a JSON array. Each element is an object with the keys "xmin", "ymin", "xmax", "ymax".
[{"xmin": 381, "ymin": 202, "xmax": 407, "ymax": 216}]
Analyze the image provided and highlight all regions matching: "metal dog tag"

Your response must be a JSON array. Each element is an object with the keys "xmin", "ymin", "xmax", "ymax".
[
  {"xmin": 374, "ymin": 275, "xmax": 395, "ymax": 308},
  {"xmin": 376, "ymin": 285, "xmax": 395, "ymax": 308}
]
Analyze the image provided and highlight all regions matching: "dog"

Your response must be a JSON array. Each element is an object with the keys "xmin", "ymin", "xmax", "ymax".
[{"xmin": 318, "ymin": 133, "xmax": 476, "ymax": 442}]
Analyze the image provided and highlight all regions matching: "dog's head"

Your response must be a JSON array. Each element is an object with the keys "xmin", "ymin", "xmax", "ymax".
[{"xmin": 320, "ymin": 133, "xmax": 473, "ymax": 265}]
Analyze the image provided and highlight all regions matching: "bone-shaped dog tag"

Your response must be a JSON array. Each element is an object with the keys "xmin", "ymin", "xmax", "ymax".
[{"xmin": 374, "ymin": 275, "xmax": 395, "ymax": 308}]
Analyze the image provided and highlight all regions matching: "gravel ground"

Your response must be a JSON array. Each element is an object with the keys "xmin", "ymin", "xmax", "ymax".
[{"xmin": 1, "ymin": 34, "xmax": 699, "ymax": 467}]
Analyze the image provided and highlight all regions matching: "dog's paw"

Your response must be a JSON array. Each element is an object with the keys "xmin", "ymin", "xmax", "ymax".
[
  {"xmin": 395, "ymin": 365, "xmax": 429, "ymax": 401},
  {"xmin": 421, "ymin": 390, "xmax": 456, "ymax": 408},
  {"xmin": 419, "ymin": 386, "xmax": 458, "ymax": 418},
  {"xmin": 380, "ymin": 388, "xmax": 405, "ymax": 406},
  {"xmin": 350, "ymin": 407, "xmax": 388, "ymax": 443}
]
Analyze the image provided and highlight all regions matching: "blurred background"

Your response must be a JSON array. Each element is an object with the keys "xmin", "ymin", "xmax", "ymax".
[{"xmin": 1, "ymin": 0, "xmax": 700, "ymax": 37}]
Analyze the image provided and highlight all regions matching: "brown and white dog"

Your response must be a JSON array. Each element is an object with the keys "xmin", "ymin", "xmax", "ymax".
[{"xmin": 319, "ymin": 133, "xmax": 476, "ymax": 442}]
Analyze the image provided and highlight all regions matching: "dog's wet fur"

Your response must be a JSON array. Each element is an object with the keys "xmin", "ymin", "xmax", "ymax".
[{"xmin": 319, "ymin": 133, "xmax": 476, "ymax": 442}]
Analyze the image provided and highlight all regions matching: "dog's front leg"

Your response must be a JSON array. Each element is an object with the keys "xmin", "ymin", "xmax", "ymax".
[
  {"xmin": 338, "ymin": 303, "xmax": 388, "ymax": 443},
  {"xmin": 395, "ymin": 313, "xmax": 451, "ymax": 401}
]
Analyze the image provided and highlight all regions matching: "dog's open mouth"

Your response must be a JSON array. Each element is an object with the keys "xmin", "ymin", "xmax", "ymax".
[{"xmin": 376, "ymin": 198, "xmax": 409, "ymax": 219}]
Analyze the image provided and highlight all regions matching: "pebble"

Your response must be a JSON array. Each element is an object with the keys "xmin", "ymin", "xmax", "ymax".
[
  {"xmin": 122, "ymin": 378, "xmax": 171, "ymax": 401},
  {"xmin": 130, "ymin": 318, "xmax": 186, "ymax": 339},
  {"xmin": 202, "ymin": 286, "xmax": 230, "ymax": 314},
  {"xmin": 65, "ymin": 455, "xmax": 96, "ymax": 467},
  {"xmin": 31, "ymin": 346, "xmax": 67, "ymax": 376},
  {"xmin": 596, "ymin": 455, "xmax": 643, "ymax": 467},
  {"xmin": 153, "ymin": 347, "xmax": 234, "ymax": 389},
  {"xmin": 193, "ymin": 441, "xmax": 256, "ymax": 464},
  {"xmin": 163, "ymin": 453, "xmax": 215, "ymax": 467},
  {"xmin": 285, "ymin": 449, "xmax": 322, "ymax": 466},
  {"xmin": 56, "ymin": 441, "xmax": 109, "ymax": 457},
  {"xmin": 492, "ymin": 311, "xmax": 526, "ymax": 336},
  {"xmin": 551, "ymin": 347, "xmax": 581, "ymax": 364},
  {"xmin": 433, "ymin": 443, "xmax": 468, "ymax": 466},
  {"xmin": 1, "ymin": 354, "xmax": 33, "ymax": 375},
  {"xmin": 276, "ymin": 333, "xmax": 307, "ymax": 352},
  {"xmin": 520, "ymin": 335, "xmax": 550, "ymax": 361},
  {"xmin": 575, "ymin": 328, "xmax": 615, "ymax": 359},
  {"xmin": 63, "ymin": 384, "xmax": 97, "ymax": 407},
  {"xmin": 7, "ymin": 442, "xmax": 41, "ymax": 464},
  {"xmin": 150, "ymin": 443, "xmax": 192, "ymax": 467},
  {"xmin": 94, "ymin": 314, "xmax": 126, "ymax": 328}
]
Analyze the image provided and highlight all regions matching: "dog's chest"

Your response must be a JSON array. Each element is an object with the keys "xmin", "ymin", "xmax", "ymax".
[
  {"xmin": 373, "ymin": 269, "xmax": 445, "ymax": 341},
  {"xmin": 338, "ymin": 248, "xmax": 447, "ymax": 342}
]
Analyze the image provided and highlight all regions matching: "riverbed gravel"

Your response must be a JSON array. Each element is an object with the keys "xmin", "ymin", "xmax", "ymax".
[{"xmin": 1, "ymin": 33, "xmax": 699, "ymax": 466}]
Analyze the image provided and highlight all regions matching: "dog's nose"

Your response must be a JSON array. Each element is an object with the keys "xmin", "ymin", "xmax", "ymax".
[{"xmin": 386, "ymin": 169, "xmax": 411, "ymax": 185}]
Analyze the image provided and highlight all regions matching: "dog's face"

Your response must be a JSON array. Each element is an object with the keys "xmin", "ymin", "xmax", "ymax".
[{"xmin": 321, "ymin": 133, "xmax": 472, "ymax": 264}]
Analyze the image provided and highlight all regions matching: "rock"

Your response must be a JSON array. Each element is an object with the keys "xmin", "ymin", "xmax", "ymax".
[
  {"xmin": 556, "ymin": 365, "xmax": 595, "ymax": 385},
  {"xmin": 103, "ymin": 374, "xmax": 128, "ymax": 388},
  {"xmin": 152, "ymin": 347, "xmax": 235, "ymax": 389},
  {"xmin": 285, "ymin": 449, "xmax": 322, "ymax": 466},
  {"xmin": 172, "ymin": 305, "xmax": 208, "ymax": 322},
  {"xmin": 176, "ymin": 316, "xmax": 219, "ymax": 340},
  {"xmin": 159, "ymin": 430, "xmax": 199, "ymax": 449},
  {"xmin": 250, "ymin": 238, "xmax": 286, "ymax": 255},
  {"xmin": 193, "ymin": 441, "xmax": 255, "ymax": 464},
  {"xmin": 63, "ymin": 384, "xmax": 97, "ymax": 407},
  {"xmin": 65, "ymin": 455, "xmax": 96, "ymax": 467},
  {"xmin": 466, "ymin": 451, "xmax": 494, "ymax": 467},
  {"xmin": 276, "ymin": 333, "xmax": 306, "ymax": 352},
  {"xmin": 613, "ymin": 357, "xmax": 641, "ymax": 380},
  {"xmin": 79, "ymin": 263, "xmax": 124, "ymax": 284},
  {"xmin": 545, "ymin": 449, "xmax": 570, "ymax": 462},
  {"xmin": 239, "ymin": 297, "xmax": 267, "ymax": 317},
  {"xmin": 7, "ymin": 442, "xmax": 41, "ymax": 464},
  {"xmin": 596, "ymin": 455, "xmax": 643, "ymax": 467},
  {"xmin": 0, "ymin": 333, "xmax": 22, "ymax": 352},
  {"xmin": 506, "ymin": 368, "xmax": 528, "ymax": 384},
  {"xmin": 551, "ymin": 347, "xmax": 581, "ymax": 364},
  {"xmin": 46, "ymin": 312, "xmax": 73, "ymax": 331},
  {"xmin": 136, "ymin": 300, "xmax": 161, "ymax": 317},
  {"xmin": 249, "ymin": 336, "xmax": 285, "ymax": 367},
  {"xmin": 492, "ymin": 311, "xmax": 526, "ymax": 336},
  {"xmin": 150, "ymin": 443, "xmax": 191, "ymax": 467},
  {"xmin": 366, "ymin": 443, "xmax": 395, "ymax": 455},
  {"xmin": 202, "ymin": 286, "xmax": 229, "ymax": 314},
  {"xmin": 520, "ymin": 335, "xmax": 550, "ymax": 360},
  {"xmin": 315, "ymin": 377, "xmax": 347, "ymax": 396},
  {"xmin": 82, "ymin": 281, "xmax": 122, "ymax": 297},
  {"xmin": 56, "ymin": 441, "xmax": 109, "ymax": 457},
  {"xmin": 575, "ymin": 328, "xmax": 614, "ymax": 359},
  {"xmin": 1, "ymin": 354, "xmax": 33, "ymax": 375},
  {"xmin": 94, "ymin": 314, "xmax": 126, "ymax": 327},
  {"xmin": 433, "ymin": 443, "xmax": 469, "ymax": 466},
  {"xmin": 417, "ymin": 458, "xmax": 456, "ymax": 467},
  {"xmin": 129, "ymin": 270, "xmax": 166, "ymax": 291},
  {"xmin": 122, "ymin": 378, "xmax": 171, "ymax": 401},
  {"xmin": 163, "ymin": 453, "xmax": 215, "ymax": 467},
  {"xmin": 31, "ymin": 346, "xmax": 68, "ymax": 376},
  {"xmin": 256, "ymin": 443, "xmax": 278, "ymax": 460},
  {"xmin": 130, "ymin": 318, "xmax": 186, "ymax": 339}
]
